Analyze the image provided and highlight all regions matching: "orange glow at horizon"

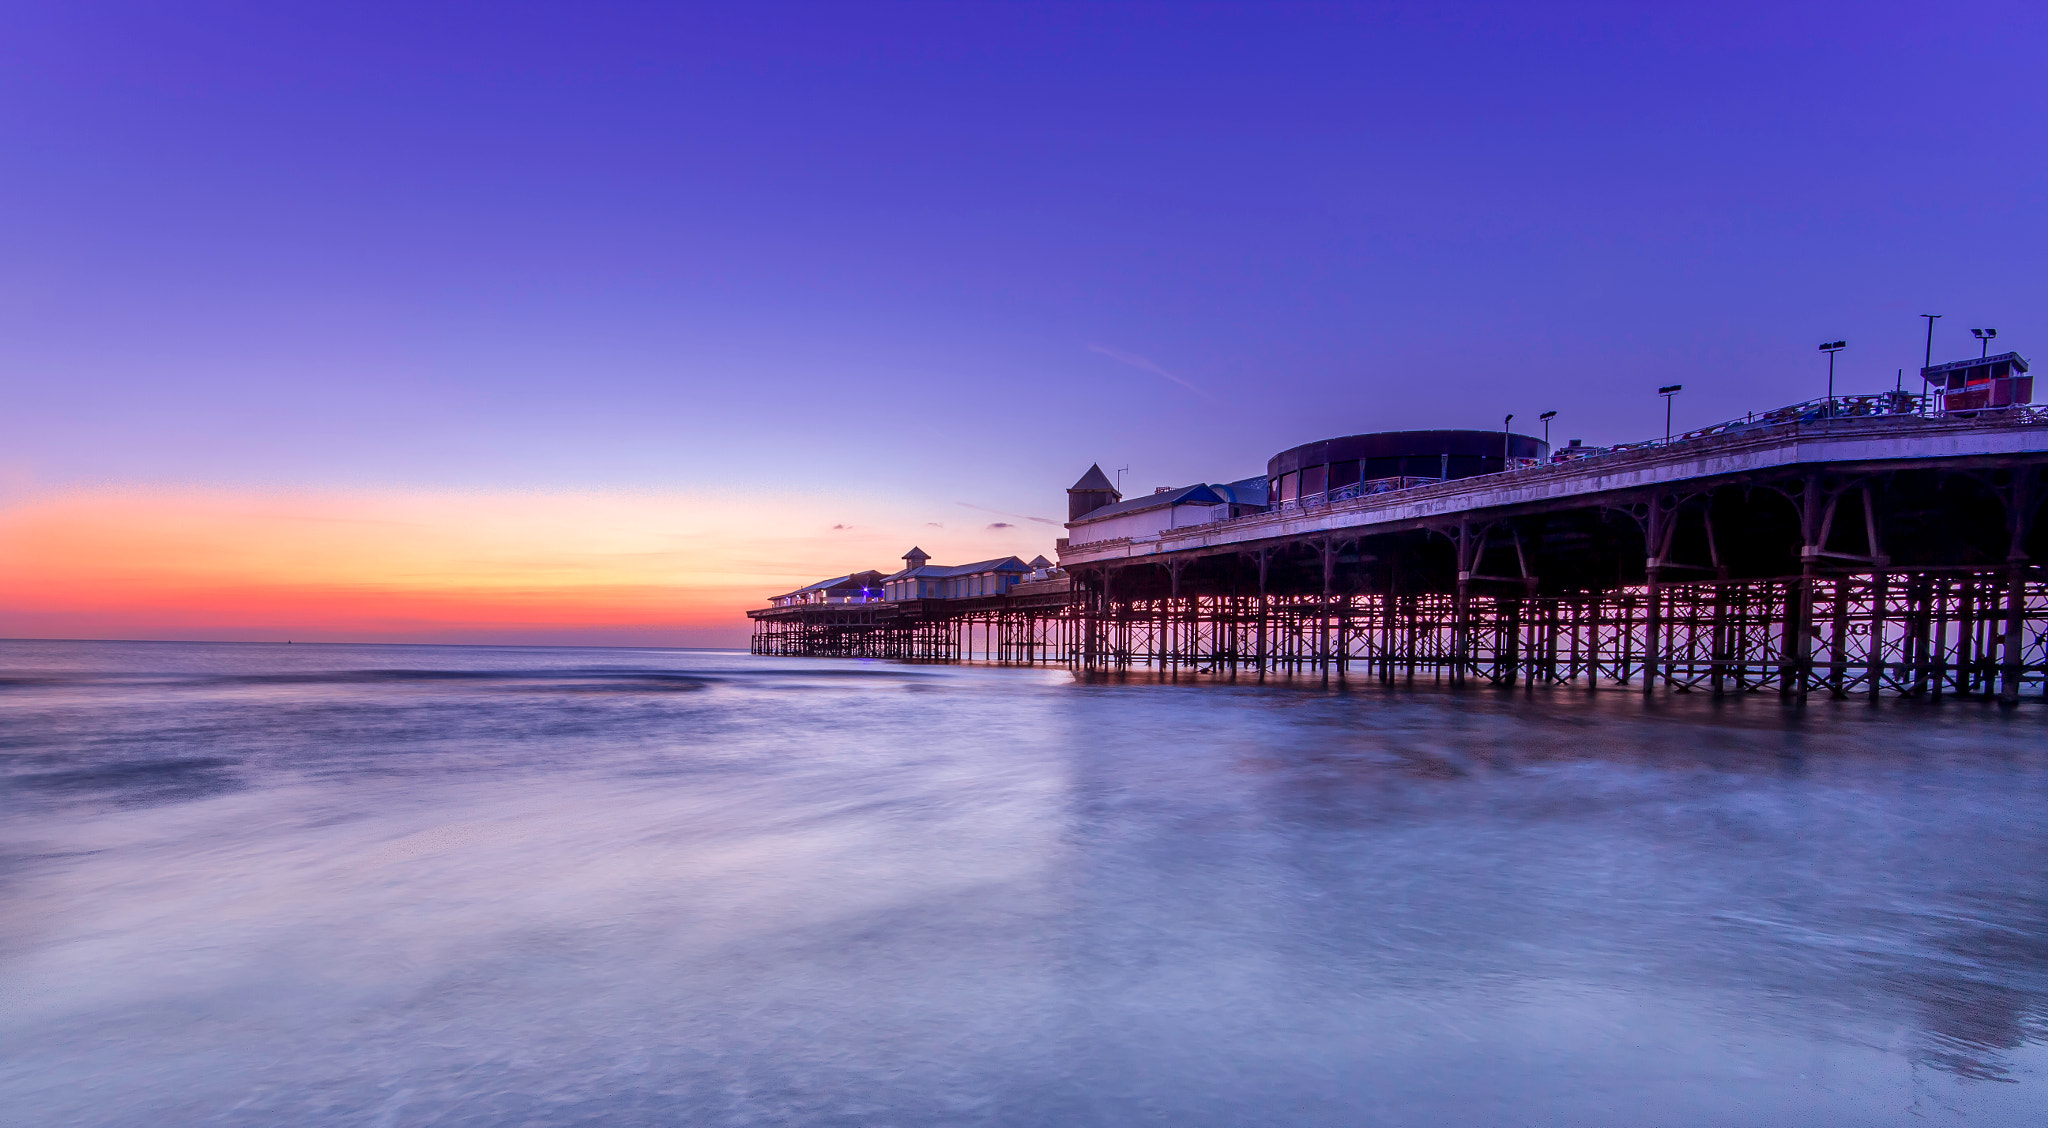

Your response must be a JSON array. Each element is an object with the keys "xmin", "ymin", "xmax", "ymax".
[{"xmin": 0, "ymin": 486, "xmax": 1053, "ymax": 646}]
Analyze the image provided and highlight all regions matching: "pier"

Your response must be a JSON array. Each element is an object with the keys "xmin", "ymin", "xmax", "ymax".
[{"xmin": 753, "ymin": 394, "xmax": 2048, "ymax": 703}]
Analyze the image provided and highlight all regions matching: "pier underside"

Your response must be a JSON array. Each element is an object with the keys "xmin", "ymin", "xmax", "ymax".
[{"xmin": 1066, "ymin": 572, "xmax": 2047, "ymax": 702}]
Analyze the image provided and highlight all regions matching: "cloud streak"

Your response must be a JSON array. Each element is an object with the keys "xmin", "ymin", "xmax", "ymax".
[
  {"xmin": 1087, "ymin": 343, "xmax": 1212, "ymax": 398},
  {"xmin": 955, "ymin": 501, "xmax": 1060, "ymax": 527}
]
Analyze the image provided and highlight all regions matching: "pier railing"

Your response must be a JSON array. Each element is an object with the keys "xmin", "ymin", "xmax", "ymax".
[{"xmin": 1061, "ymin": 395, "xmax": 2048, "ymax": 554}]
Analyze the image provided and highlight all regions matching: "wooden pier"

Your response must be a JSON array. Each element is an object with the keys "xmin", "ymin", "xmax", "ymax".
[{"xmin": 754, "ymin": 403, "xmax": 2048, "ymax": 702}]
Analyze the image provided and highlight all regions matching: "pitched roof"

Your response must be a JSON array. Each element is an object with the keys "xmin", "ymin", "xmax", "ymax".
[
  {"xmin": 1069, "ymin": 464, "xmax": 1117, "ymax": 492},
  {"xmin": 884, "ymin": 556, "xmax": 1034, "ymax": 582},
  {"xmin": 1211, "ymin": 476, "xmax": 1270, "ymax": 506},
  {"xmin": 1066, "ymin": 483, "xmax": 1225, "ymax": 525},
  {"xmin": 769, "ymin": 569, "xmax": 887, "ymax": 600}
]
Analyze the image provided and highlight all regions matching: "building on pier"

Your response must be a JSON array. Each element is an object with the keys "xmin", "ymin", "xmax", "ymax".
[
  {"xmin": 881, "ymin": 547, "xmax": 1036, "ymax": 601},
  {"xmin": 1067, "ymin": 464, "xmax": 1121, "ymax": 521},
  {"xmin": 768, "ymin": 570, "xmax": 889, "ymax": 607},
  {"xmin": 1923, "ymin": 351, "xmax": 2032, "ymax": 413},
  {"xmin": 1064, "ymin": 476, "xmax": 1269, "ymax": 544},
  {"xmin": 1267, "ymin": 429, "xmax": 1548, "ymax": 511}
]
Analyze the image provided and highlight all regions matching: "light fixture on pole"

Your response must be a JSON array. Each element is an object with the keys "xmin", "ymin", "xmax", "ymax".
[
  {"xmin": 1115, "ymin": 465, "xmax": 1130, "ymax": 494},
  {"xmin": 1819, "ymin": 340, "xmax": 1846, "ymax": 417},
  {"xmin": 1539, "ymin": 410, "xmax": 1558, "ymax": 452},
  {"xmin": 1922, "ymin": 313, "xmax": 1941, "ymax": 371},
  {"xmin": 1502, "ymin": 414, "xmax": 1514, "ymax": 469},
  {"xmin": 1657, "ymin": 385, "xmax": 1683, "ymax": 442},
  {"xmin": 1972, "ymin": 327, "xmax": 1998, "ymax": 357}
]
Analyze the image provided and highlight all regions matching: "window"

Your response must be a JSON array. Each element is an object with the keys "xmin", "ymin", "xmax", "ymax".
[{"xmin": 1301, "ymin": 464, "xmax": 1328, "ymax": 498}]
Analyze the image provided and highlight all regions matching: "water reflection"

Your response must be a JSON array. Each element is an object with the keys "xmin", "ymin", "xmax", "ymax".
[{"xmin": 1, "ymin": 641, "xmax": 2043, "ymax": 1125}]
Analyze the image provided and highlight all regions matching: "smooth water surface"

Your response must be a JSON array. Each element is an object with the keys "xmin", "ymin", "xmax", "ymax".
[{"xmin": 2, "ymin": 640, "xmax": 2045, "ymax": 1126}]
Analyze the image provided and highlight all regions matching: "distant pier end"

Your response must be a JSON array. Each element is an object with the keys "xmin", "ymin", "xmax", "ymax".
[{"xmin": 749, "ymin": 550, "xmax": 1073, "ymax": 660}]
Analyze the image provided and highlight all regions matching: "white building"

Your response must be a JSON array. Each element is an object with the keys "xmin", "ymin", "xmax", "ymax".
[
  {"xmin": 1063, "ymin": 469, "xmax": 1268, "ymax": 547},
  {"xmin": 881, "ymin": 548, "xmax": 1036, "ymax": 601}
]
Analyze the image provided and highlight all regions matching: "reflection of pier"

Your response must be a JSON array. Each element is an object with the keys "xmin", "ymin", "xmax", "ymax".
[{"xmin": 753, "ymin": 397, "xmax": 2048, "ymax": 703}]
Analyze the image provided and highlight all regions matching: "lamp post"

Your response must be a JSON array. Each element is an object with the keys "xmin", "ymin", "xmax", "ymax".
[
  {"xmin": 1658, "ymin": 385, "xmax": 1683, "ymax": 442},
  {"xmin": 1918, "ymin": 316, "xmax": 1941, "ymax": 413},
  {"xmin": 1972, "ymin": 327, "xmax": 1998, "ymax": 358},
  {"xmin": 1538, "ymin": 410, "xmax": 1557, "ymax": 454},
  {"xmin": 1819, "ymin": 340, "xmax": 1846, "ymax": 417},
  {"xmin": 1502, "ymin": 414, "xmax": 1513, "ymax": 470}
]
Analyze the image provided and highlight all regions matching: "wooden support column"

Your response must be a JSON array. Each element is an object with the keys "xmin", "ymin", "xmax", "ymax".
[
  {"xmin": 1255, "ymin": 548, "xmax": 1271, "ymax": 677},
  {"xmin": 1931, "ymin": 577, "xmax": 1951, "ymax": 700},
  {"xmin": 1702, "ymin": 506, "xmax": 1730, "ymax": 695},
  {"xmin": 1863, "ymin": 488, "xmax": 1888, "ymax": 702},
  {"xmin": 2002, "ymin": 472, "xmax": 2034, "ymax": 705},
  {"xmin": 1957, "ymin": 580, "xmax": 1980, "ymax": 694},
  {"xmin": 1510, "ymin": 526, "xmax": 1536, "ymax": 689},
  {"xmin": 1165, "ymin": 557, "xmax": 1186, "ymax": 673},
  {"xmin": 1380, "ymin": 585, "xmax": 1397, "ymax": 684},
  {"xmin": 1790, "ymin": 476, "xmax": 1826, "ymax": 701},
  {"xmin": 1643, "ymin": 496, "xmax": 1666, "ymax": 698},
  {"xmin": 1319, "ymin": 537, "xmax": 1336, "ymax": 679},
  {"xmin": 1453, "ymin": 521, "xmax": 1473, "ymax": 687},
  {"xmin": 1906, "ymin": 576, "xmax": 1930, "ymax": 697}
]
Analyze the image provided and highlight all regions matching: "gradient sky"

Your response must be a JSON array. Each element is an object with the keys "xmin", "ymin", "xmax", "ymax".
[{"xmin": 4, "ymin": 2, "xmax": 2045, "ymax": 645}]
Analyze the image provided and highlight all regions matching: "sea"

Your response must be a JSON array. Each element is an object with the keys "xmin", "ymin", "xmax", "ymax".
[{"xmin": 1, "ymin": 638, "xmax": 2044, "ymax": 1126}]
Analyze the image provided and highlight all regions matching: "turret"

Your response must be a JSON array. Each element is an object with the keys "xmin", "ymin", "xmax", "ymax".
[
  {"xmin": 901, "ymin": 546, "xmax": 931, "ymax": 570},
  {"xmin": 1067, "ymin": 464, "xmax": 1121, "ymax": 521}
]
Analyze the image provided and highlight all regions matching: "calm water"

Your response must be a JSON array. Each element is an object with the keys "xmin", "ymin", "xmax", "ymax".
[{"xmin": 2, "ymin": 640, "xmax": 2045, "ymax": 1126}]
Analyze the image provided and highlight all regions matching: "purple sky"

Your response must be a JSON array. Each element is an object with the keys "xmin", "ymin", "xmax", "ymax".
[{"xmin": 5, "ymin": 1, "xmax": 2044, "ymax": 523}]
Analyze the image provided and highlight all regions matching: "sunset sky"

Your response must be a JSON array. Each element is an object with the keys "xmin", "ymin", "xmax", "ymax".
[{"xmin": 4, "ymin": 2, "xmax": 2044, "ymax": 646}]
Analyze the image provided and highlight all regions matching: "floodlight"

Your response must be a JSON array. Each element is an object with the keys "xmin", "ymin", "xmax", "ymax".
[
  {"xmin": 1657, "ymin": 385, "xmax": 1683, "ymax": 442},
  {"xmin": 1539, "ymin": 410, "xmax": 1558, "ymax": 421}
]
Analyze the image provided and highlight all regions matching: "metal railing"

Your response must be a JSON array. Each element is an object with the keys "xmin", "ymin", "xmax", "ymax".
[
  {"xmin": 1271, "ymin": 475, "xmax": 1446, "ymax": 517},
  {"xmin": 1062, "ymin": 392, "xmax": 2048, "ymax": 554},
  {"xmin": 1602, "ymin": 392, "xmax": 2048, "ymax": 455}
]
